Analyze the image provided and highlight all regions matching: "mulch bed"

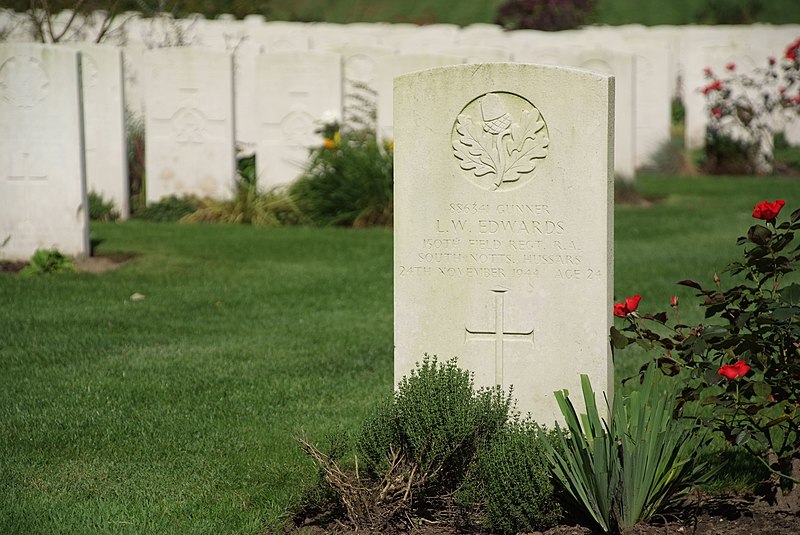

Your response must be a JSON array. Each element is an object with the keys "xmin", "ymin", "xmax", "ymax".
[{"xmin": 290, "ymin": 494, "xmax": 800, "ymax": 534}]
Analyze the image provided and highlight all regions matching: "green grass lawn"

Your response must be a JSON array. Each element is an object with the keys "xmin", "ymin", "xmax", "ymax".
[{"xmin": 2, "ymin": 174, "xmax": 800, "ymax": 533}]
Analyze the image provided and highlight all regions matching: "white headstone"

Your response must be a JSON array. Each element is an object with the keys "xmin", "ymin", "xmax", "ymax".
[
  {"xmin": 256, "ymin": 51, "xmax": 342, "ymax": 189},
  {"xmin": 144, "ymin": 47, "xmax": 236, "ymax": 202},
  {"xmin": 630, "ymin": 44, "xmax": 671, "ymax": 168},
  {"xmin": 0, "ymin": 44, "xmax": 89, "ymax": 260},
  {"xmin": 66, "ymin": 43, "xmax": 130, "ymax": 219},
  {"xmin": 394, "ymin": 63, "xmax": 614, "ymax": 424},
  {"xmin": 575, "ymin": 49, "xmax": 636, "ymax": 183},
  {"xmin": 232, "ymin": 39, "xmax": 263, "ymax": 148}
]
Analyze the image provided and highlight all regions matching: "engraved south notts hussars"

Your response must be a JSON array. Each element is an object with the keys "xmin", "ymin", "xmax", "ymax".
[{"xmin": 452, "ymin": 92, "xmax": 549, "ymax": 191}]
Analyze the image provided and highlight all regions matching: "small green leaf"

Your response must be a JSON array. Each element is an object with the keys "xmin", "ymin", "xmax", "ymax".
[
  {"xmin": 610, "ymin": 327, "xmax": 630, "ymax": 349},
  {"xmin": 748, "ymin": 225, "xmax": 772, "ymax": 246},
  {"xmin": 735, "ymin": 429, "xmax": 751, "ymax": 445},
  {"xmin": 677, "ymin": 279, "xmax": 703, "ymax": 290},
  {"xmin": 780, "ymin": 283, "xmax": 800, "ymax": 305},
  {"xmin": 772, "ymin": 307, "xmax": 800, "ymax": 321},
  {"xmin": 753, "ymin": 382, "xmax": 772, "ymax": 399}
]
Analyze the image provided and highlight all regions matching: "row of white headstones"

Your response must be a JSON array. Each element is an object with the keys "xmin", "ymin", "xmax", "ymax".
[
  {"xmin": 0, "ymin": 15, "xmax": 794, "ymax": 421},
  {"xmin": 0, "ymin": 21, "xmax": 798, "ymax": 259}
]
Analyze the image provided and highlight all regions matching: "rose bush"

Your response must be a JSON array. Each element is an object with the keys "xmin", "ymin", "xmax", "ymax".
[
  {"xmin": 700, "ymin": 38, "xmax": 800, "ymax": 175},
  {"xmin": 612, "ymin": 200, "xmax": 800, "ymax": 510}
]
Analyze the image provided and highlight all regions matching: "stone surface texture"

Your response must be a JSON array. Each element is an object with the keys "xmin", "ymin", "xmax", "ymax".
[
  {"xmin": 144, "ymin": 47, "xmax": 236, "ymax": 203},
  {"xmin": 0, "ymin": 43, "xmax": 89, "ymax": 260},
  {"xmin": 394, "ymin": 63, "xmax": 614, "ymax": 425}
]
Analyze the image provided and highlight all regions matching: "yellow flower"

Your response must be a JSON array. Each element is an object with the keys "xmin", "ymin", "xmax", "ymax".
[{"xmin": 324, "ymin": 131, "xmax": 342, "ymax": 150}]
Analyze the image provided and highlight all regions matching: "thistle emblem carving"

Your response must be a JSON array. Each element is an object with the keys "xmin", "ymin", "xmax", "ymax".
[{"xmin": 452, "ymin": 92, "xmax": 549, "ymax": 191}]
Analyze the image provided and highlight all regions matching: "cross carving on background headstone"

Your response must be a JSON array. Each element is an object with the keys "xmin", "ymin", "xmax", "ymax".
[
  {"xmin": 7, "ymin": 151, "xmax": 46, "ymax": 181},
  {"xmin": 465, "ymin": 288, "xmax": 534, "ymax": 386}
]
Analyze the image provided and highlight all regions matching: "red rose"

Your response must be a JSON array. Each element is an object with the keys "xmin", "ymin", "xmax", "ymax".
[
  {"xmin": 701, "ymin": 80, "xmax": 723, "ymax": 95},
  {"xmin": 670, "ymin": 296, "xmax": 678, "ymax": 307},
  {"xmin": 613, "ymin": 294, "xmax": 641, "ymax": 317},
  {"xmin": 752, "ymin": 199, "xmax": 785, "ymax": 220},
  {"xmin": 718, "ymin": 360, "xmax": 751, "ymax": 380},
  {"xmin": 726, "ymin": 62, "xmax": 736, "ymax": 71},
  {"xmin": 712, "ymin": 107, "xmax": 722, "ymax": 117},
  {"xmin": 786, "ymin": 39, "xmax": 800, "ymax": 61}
]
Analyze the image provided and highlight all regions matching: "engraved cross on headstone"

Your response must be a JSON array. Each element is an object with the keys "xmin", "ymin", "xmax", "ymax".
[
  {"xmin": 7, "ymin": 151, "xmax": 46, "ymax": 182},
  {"xmin": 465, "ymin": 288, "xmax": 534, "ymax": 386}
]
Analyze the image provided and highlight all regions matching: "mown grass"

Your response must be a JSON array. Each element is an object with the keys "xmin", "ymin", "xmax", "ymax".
[{"xmin": 2, "ymin": 175, "xmax": 800, "ymax": 533}]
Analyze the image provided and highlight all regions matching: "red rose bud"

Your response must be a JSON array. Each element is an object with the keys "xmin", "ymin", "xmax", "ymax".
[
  {"xmin": 614, "ymin": 294, "xmax": 642, "ymax": 317},
  {"xmin": 752, "ymin": 199, "xmax": 786, "ymax": 220},
  {"xmin": 769, "ymin": 56, "xmax": 776, "ymax": 65},
  {"xmin": 670, "ymin": 296, "xmax": 678, "ymax": 307},
  {"xmin": 712, "ymin": 107, "xmax": 722, "ymax": 117},
  {"xmin": 718, "ymin": 360, "xmax": 751, "ymax": 380},
  {"xmin": 703, "ymin": 66, "xmax": 712, "ymax": 76},
  {"xmin": 701, "ymin": 80, "xmax": 723, "ymax": 95},
  {"xmin": 726, "ymin": 62, "xmax": 736, "ymax": 71}
]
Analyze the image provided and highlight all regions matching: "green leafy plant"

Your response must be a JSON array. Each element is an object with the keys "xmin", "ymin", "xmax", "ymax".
[
  {"xmin": 133, "ymin": 195, "xmax": 201, "ymax": 222},
  {"xmin": 612, "ymin": 199, "xmax": 800, "ymax": 511},
  {"xmin": 298, "ymin": 356, "xmax": 513, "ymax": 532},
  {"xmin": 290, "ymin": 103, "xmax": 393, "ymax": 228},
  {"xmin": 20, "ymin": 248, "xmax": 76, "ymax": 276},
  {"xmin": 182, "ymin": 153, "xmax": 308, "ymax": 226},
  {"xmin": 458, "ymin": 420, "xmax": 562, "ymax": 534},
  {"xmin": 88, "ymin": 191, "xmax": 120, "ymax": 222},
  {"xmin": 542, "ymin": 368, "xmax": 708, "ymax": 533}
]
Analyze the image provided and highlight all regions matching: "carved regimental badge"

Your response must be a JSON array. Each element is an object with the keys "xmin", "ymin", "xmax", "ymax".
[{"xmin": 452, "ymin": 92, "xmax": 549, "ymax": 191}]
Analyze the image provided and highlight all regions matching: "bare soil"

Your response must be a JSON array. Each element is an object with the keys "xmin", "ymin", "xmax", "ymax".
[
  {"xmin": 291, "ymin": 494, "xmax": 800, "ymax": 535},
  {"xmin": 0, "ymin": 253, "xmax": 135, "ymax": 274}
]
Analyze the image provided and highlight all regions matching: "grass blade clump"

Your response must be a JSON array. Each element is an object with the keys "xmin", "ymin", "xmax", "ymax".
[{"xmin": 543, "ymin": 368, "xmax": 710, "ymax": 532}]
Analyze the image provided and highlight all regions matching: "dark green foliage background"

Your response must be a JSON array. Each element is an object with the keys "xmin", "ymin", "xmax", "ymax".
[{"xmin": 7, "ymin": 0, "xmax": 800, "ymax": 25}]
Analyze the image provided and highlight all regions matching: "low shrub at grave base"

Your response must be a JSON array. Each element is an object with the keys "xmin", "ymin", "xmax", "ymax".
[
  {"xmin": 20, "ymin": 248, "xmax": 76, "ymax": 276},
  {"xmin": 294, "ymin": 356, "xmax": 561, "ymax": 534},
  {"xmin": 88, "ymin": 191, "xmax": 120, "ymax": 222},
  {"xmin": 182, "ymin": 186, "xmax": 308, "ymax": 226},
  {"xmin": 543, "ymin": 368, "xmax": 709, "ymax": 533},
  {"xmin": 289, "ymin": 126, "xmax": 393, "ymax": 228},
  {"xmin": 613, "ymin": 198, "xmax": 800, "ymax": 512},
  {"xmin": 458, "ymin": 420, "xmax": 562, "ymax": 534},
  {"xmin": 132, "ymin": 194, "xmax": 202, "ymax": 222}
]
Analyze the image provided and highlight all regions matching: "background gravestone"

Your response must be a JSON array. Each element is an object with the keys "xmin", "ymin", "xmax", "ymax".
[
  {"xmin": 256, "ymin": 50, "xmax": 342, "ymax": 189},
  {"xmin": 144, "ymin": 47, "xmax": 236, "ymax": 203},
  {"xmin": 375, "ymin": 53, "xmax": 464, "ymax": 141},
  {"xmin": 0, "ymin": 43, "xmax": 89, "ymax": 260},
  {"xmin": 66, "ymin": 43, "xmax": 129, "ymax": 219},
  {"xmin": 394, "ymin": 63, "xmax": 614, "ymax": 424}
]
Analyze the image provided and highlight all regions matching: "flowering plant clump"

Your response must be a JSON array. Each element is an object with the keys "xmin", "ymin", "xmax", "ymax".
[
  {"xmin": 700, "ymin": 38, "xmax": 800, "ymax": 175},
  {"xmin": 289, "ymin": 110, "xmax": 393, "ymax": 227},
  {"xmin": 612, "ymin": 200, "xmax": 800, "ymax": 510}
]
